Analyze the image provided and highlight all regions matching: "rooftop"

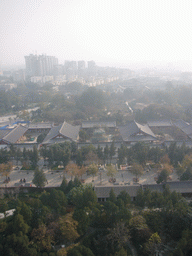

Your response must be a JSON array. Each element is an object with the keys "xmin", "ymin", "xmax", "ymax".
[{"xmin": 82, "ymin": 121, "xmax": 117, "ymax": 129}]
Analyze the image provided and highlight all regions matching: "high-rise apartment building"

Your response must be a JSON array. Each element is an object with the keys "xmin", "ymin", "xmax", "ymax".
[
  {"xmin": 78, "ymin": 60, "xmax": 86, "ymax": 70},
  {"xmin": 64, "ymin": 60, "xmax": 77, "ymax": 71},
  {"xmin": 25, "ymin": 54, "xmax": 58, "ymax": 77},
  {"xmin": 87, "ymin": 60, "xmax": 96, "ymax": 70},
  {"xmin": 25, "ymin": 54, "xmax": 38, "ymax": 77},
  {"xmin": 64, "ymin": 61, "xmax": 77, "ymax": 80},
  {"xmin": 87, "ymin": 60, "xmax": 96, "ymax": 76}
]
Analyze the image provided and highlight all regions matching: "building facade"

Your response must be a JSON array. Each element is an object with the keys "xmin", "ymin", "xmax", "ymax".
[{"xmin": 25, "ymin": 54, "xmax": 58, "ymax": 77}]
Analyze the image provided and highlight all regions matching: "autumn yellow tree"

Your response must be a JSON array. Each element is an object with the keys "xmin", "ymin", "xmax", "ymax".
[
  {"xmin": 31, "ymin": 224, "xmax": 54, "ymax": 252},
  {"xmin": 77, "ymin": 165, "xmax": 87, "ymax": 180},
  {"xmin": 0, "ymin": 163, "xmax": 6, "ymax": 179},
  {"xmin": 65, "ymin": 162, "xmax": 80, "ymax": 180},
  {"xmin": 85, "ymin": 151, "xmax": 99, "ymax": 166},
  {"xmin": 144, "ymin": 232, "xmax": 162, "ymax": 256},
  {"xmin": 59, "ymin": 212, "xmax": 80, "ymax": 244},
  {"xmin": 160, "ymin": 154, "xmax": 173, "ymax": 174},
  {"xmin": 0, "ymin": 162, "xmax": 13, "ymax": 181}
]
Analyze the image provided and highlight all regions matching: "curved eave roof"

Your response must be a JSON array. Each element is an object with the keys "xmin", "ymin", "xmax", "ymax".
[
  {"xmin": 43, "ymin": 121, "xmax": 80, "ymax": 144},
  {"xmin": 118, "ymin": 121, "xmax": 156, "ymax": 142}
]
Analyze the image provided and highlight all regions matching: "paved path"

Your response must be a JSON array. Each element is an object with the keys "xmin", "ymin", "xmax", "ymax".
[{"xmin": 0, "ymin": 166, "xmax": 179, "ymax": 188}]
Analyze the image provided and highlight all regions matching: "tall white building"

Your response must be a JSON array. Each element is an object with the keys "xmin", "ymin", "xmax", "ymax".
[{"xmin": 25, "ymin": 54, "xmax": 58, "ymax": 77}]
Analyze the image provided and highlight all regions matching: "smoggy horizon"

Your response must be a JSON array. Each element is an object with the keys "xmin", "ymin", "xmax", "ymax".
[{"xmin": 1, "ymin": 0, "xmax": 192, "ymax": 72}]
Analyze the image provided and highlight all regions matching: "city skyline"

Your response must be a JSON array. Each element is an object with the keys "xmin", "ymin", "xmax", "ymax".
[{"xmin": 1, "ymin": 0, "xmax": 192, "ymax": 71}]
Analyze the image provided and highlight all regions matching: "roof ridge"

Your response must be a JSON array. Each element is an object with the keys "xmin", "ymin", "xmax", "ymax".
[
  {"xmin": 3, "ymin": 124, "xmax": 21, "ymax": 139},
  {"xmin": 59, "ymin": 121, "xmax": 65, "ymax": 134}
]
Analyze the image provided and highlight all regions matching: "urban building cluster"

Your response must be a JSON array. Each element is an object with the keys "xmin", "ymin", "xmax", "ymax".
[{"xmin": 0, "ymin": 54, "xmax": 129, "ymax": 90}]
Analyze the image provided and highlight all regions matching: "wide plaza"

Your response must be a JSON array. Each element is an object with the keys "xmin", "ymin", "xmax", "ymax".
[{"xmin": 0, "ymin": 165, "xmax": 179, "ymax": 188}]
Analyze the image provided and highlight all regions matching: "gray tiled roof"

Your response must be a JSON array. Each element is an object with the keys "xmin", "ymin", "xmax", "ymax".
[
  {"xmin": 43, "ymin": 121, "xmax": 80, "ymax": 144},
  {"xmin": 42, "ymin": 125, "xmax": 62, "ymax": 144},
  {"xmin": 59, "ymin": 122, "xmax": 80, "ymax": 141},
  {"xmin": 82, "ymin": 121, "xmax": 116, "ymax": 129},
  {"xmin": 118, "ymin": 121, "xmax": 156, "ymax": 142},
  {"xmin": 144, "ymin": 181, "xmax": 192, "ymax": 194},
  {"xmin": 174, "ymin": 119, "xmax": 192, "ymax": 137},
  {"xmin": 3, "ymin": 125, "xmax": 28, "ymax": 144},
  {"xmin": 148, "ymin": 120, "xmax": 173, "ymax": 127},
  {"xmin": 174, "ymin": 119, "xmax": 190, "ymax": 129},
  {"xmin": 0, "ymin": 129, "xmax": 11, "ymax": 139},
  {"xmin": 182, "ymin": 125, "xmax": 192, "ymax": 136},
  {"xmin": 94, "ymin": 185, "xmax": 141, "ymax": 198},
  {"xmin": 95, "ymin": 181, "xmax": 192, "ymax": 199},
  {"xmin": 27, "ymin": 123, "xmax": 53, "ymax": 129}
]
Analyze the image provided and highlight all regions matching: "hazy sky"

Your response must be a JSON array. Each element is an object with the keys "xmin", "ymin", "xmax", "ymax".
[{"xmin": 1, "ymin": 0, "xmax": 192, "ymax": 69}]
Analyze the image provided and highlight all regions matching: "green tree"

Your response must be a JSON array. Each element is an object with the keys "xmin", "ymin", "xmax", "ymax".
[
  {"xmin": 104, "ymin": 144, "xmax": 109, "ymax": 164},
  {"xmin": 29, "ymin": 198, "xmax": 50, "ymax": 229},
  {"xmin": 117, "ymin": 190, "xmax": 131, "ymax": 206},
  {"xmin": 109, "ymin": 141, "xmax": 116, "ymax": 163},
  {"xmin": 172, "ymin": 229, "xmax": 192, "ymax": 255},
  {"xmin": 106, "ymin": 164, "xmax": 117, "ymax": 180},
  {"xmin": 22, "ymin": 147, "xmax": 28, "ymax": 161},
  {"xmin": 31, "ymin": 145, "xmax": 39, "ymax": 168},
  {"xmin": 73, "ymin": 208, "xmax": 91, "ymax": 235},
  {"xmin": 79, "ymin": 130, "xmax": 88, "ymax": 142},
  {"xmin": 11, "ymin": 213, "xmax": 29, "ymax": 235},
  {"xmin": 47, "ymin": 148, "xmax": 54, "ymax": 168},
  {"xmin": 87, "ymin": 163, "xmax": 98, "ymax": 181},
  {"xmin": 67, "ymin": 245, "xmax": 94, "ymax": 256},
  {"xmin": 40, "ymin": 189, "xmax": 67, "ymax": 214},
  {"xmin": 15, "ymin": 148, "xmax": 22, "ymax": 165},
  {"xmin": 103, "ymin": 201, "xmax": 119, "ymax": 226},
  {"xmin": 129, "ymin": 215, "xmax": 151, "ymax": 254},
  {"xmin": 131, "ymin": 162, "xmax": 143, "ymax": 181},
  {"xmin": 180, "ymin": 166, "xmax": 192, "ymax": 181},
  {"xmin": 135, "ymin": 187, "xmax": 145, "ymax": 207},
  {"xmin": 109, "ymin": 188, "xmax": 116, "ymax": 203},
  {"xmin": 115, "ymin": 247, "xmax": 128, "ymax": 256},
  {"xmin": 0, "ymin": 199, "xmax": 8, "ymax": 217},
  {"xmin": 97, "ymin": 145, "xmax": 104, "ymax": 162},
  {"xmin": 107, "ymin": 222, "xmax": 130, "ymax": 253},
  {"xmin": 16, "ymin": 201, "xmax": 32, "ymax": 225},
  {"xmin": 118, "ymin": 144, "xmax": 127, "ymax": 167},
  {"xmin": 132, "ymin": 142, "xmax": 148, "ymax": 166},
  {"xmin": 32, "ymin": 168, "xmax": 47, "ymax": 187},
  {"xmin": 156, "ymin": 169, "xmax": 169, "ymax": 184},
  {"xmin": 60, "ymin": 176, "xmax": 68, "ymax": 193},
  {"xmin": 3, "ymin": 233, "xmax": 35, "ymax": 256},
  {"xmin": 144, "ymin": 232, "xmax": 162, "ymax": 256}
]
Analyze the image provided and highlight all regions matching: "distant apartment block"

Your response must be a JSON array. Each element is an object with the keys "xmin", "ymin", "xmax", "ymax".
[
  {"xmin": 25, "ymin": 54, "xmax": 58, "ymax": 77},
  {"xmin": 87, "ymin": 60, "xmax": 96, "ymax": 70},
  {"xmin": 64, "ymin": 60, "xmax": 77, "ymax": 80},
  {"xmin": 78, "ymin": 60, "xmax": 86, "ymax": 70},
  {"xmin": 87, "ymin": 60, "xmax": 96, "ymax": 76}
]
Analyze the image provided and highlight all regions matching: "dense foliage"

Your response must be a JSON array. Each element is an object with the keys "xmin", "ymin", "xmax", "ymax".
[{"xmin": 0, "ymin": 180, "xmax": 191, "ymax": 255}]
